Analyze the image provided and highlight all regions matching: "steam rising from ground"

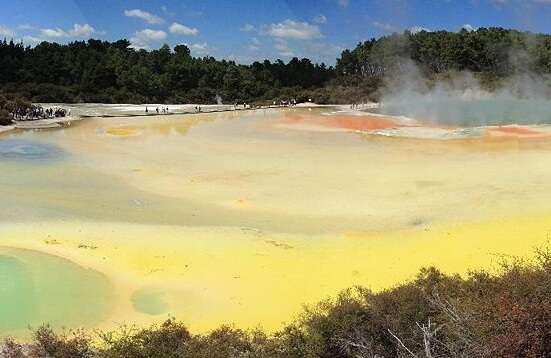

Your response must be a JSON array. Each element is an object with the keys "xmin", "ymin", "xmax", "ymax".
[{"xmin": 379, "ymin": 61, "xmax": 551, "ymax": 126}]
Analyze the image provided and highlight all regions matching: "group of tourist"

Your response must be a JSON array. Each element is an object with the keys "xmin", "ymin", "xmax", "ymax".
[
  {"xmin": 12, "ymin": 106, "xmax": 69, "ymax": 121},
  {"xmin": 234, "ymin": 102, "xmax": 251, "ymax": 109},
  {"xmin": 274, "ymin": 99, "xmax": 298, "ymax": 107},
  {"xmin": 350, "ymin": 103, "xmax": 361, "ymax": 110},
  {"xmin": 145, "ymin": 105, "xmax": 206, "ymax": 115},
  {"xmin": 145, "ymin": 106, "xmax": 170, "ymax": 114},
  {"xmin": 142, "ymin": 99, "xmax": 307, "ymax": 117}
]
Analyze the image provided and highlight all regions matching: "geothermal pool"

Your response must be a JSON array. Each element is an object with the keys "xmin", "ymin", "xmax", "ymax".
[
  {"xmin": 1, "ymin": 106, "xmax": 551, "ymax": 337},
  {"xmin": 378, "ymin": 97, "xmax": 551, "ymax": 126},
  {"xmin": 0, "ymin": 248, "xmax": 113, "ymax": 336}
]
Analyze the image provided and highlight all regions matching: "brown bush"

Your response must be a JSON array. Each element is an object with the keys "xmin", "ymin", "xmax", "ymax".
[
  {"xmin": 0, "ymin": 109, "xmax": 12, "ymax": 125},
  {"xmin": 29, "ymin": 326, "xmax": 95, "ymax": 358},
  {"xmin": 1, "ymin": 338, "xmax": 27, "ymax": 358},
  {"xmin": 98, "ymin": 318, "xmax": 191, "ymax": 358}
]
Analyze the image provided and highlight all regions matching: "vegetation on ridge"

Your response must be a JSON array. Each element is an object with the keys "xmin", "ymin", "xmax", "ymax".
[{"xmin": 2, "ymin": 27, "xmax": 551, "ymax": 107}]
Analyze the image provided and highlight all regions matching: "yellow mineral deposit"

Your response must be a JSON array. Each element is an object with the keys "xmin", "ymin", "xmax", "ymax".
[{"xmin": 1, "ymin": 108, "xmax": 550, "ymax": 338}]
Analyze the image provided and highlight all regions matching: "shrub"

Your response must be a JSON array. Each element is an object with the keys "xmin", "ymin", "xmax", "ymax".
[
  {"xmin": 0, "ymin": 109, "xmax": 12, "ymax": 125},
  {"xmin": 1, "ymin": 338, "xmax": 26, "ymax": 358},
  {"xmin": 29, "ymin": 326, "xmax": 95, "ymax": 358},
  {"xmin": 98, "ymin": 318, "xmax": 191, "ymax": 358}
]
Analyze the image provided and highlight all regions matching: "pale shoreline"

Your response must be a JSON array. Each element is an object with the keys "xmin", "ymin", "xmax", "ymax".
[
  {"xmin": 7, "ymin": 101, "xmax": 550, "ymax": 141},
  {"xmin": 0, "ymin": 125, "xmax": 15, "ymax": 136}
]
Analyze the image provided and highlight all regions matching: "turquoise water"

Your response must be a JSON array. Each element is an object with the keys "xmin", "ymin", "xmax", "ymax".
[
  {"xmin": 131, "ymin": 288, "xmax": 169, "ymax": 316},
  {"xmin": 0, "ymin": 248, "xmax": 114, "ymax": 337},
  {"xmin": 0, "ymin": 139, "xmax": 65, "ymax": 161},
  {"xmin": 377, "ymin": 98, "xmax": 551, "ymax": 126}
]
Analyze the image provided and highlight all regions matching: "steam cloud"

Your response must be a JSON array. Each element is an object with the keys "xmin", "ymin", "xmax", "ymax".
[{"xmin": 378, "ymin": 48, "xmax": 551, "ymax": 127}]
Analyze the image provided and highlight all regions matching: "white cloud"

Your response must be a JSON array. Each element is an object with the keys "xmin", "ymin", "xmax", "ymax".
[
  {"xmin": 22, "ymin": 35, "xmax": 43, "ymax": 45},
  {"xmin": 40, "ymin": 28, "xmax": 67, "ymax": 38},
  {"xmin": 338, "ymin": 0, "xmax": 349, "ymax": 8},
  {"xmin": 40, "ymin": 23, "xmax": 96, "ymax": 39},
  {"xmin": 409, "ymin": 26, "xmax": 431, "ymax": 34},
  {"xmin": 169, "ymin": 22, "xmax": 198, "ymax": 35},
  {"xmin": 240, "ymin": 24, "xmax": 256, "ymax": 32},
  {"xmin": 68, "ymin": 23, "xmax": 95, "ymax": 37},
  {"xmin": 17, "ymin": 24, "xmax": 34, "ymax": 31},
  {"xmin": 124, "ymin": 9, "xmax": 164, "ymax": 24},
  {"xmin": 274, "ymin": 39, "xmax": 294, "ymax": 57},
  {"xmin": 265, "ymin": 20, "xmax": 322, "ymax": 40},
  {"xmin": 313, "ymin": 15, "xmax": 327, "ymax": 24},
  {"xmin": 138, "ymin": 29, "xmax": 167, "ymax": 41},
  {"xmin": 372, "ymin": 21, "xmax": 396, "ymax": 32},
  {"xmin": 187, "ymin": 42, "xmax": 210, "ymax": 56},
  {"xmin": 130, "ymin": 29, "xmax": 167, "ymax": 49},
  {"xmin": 0, "ymin": 25, "xmax": 14, "ymax": 37},
  {"xmin": 246, "ymin": 37, "xmax": 261, "ymax": 52},
  {"xmin": 461, "ymin": 24, "xmax": 477, "ymax": 32}
]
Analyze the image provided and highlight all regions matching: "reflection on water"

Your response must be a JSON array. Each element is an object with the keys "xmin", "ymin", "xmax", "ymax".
[{"xmin": 0, "ymin": 248, "xmax": 114, "ymax": 337}]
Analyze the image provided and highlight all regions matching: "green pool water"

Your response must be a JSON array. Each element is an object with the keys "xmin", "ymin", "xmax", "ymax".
[
  {"xmin": 0, "ymin": 248, "xmax": 114, "ymax": 338},
  {"xmin": 131, "ymin": 288, "xmax": 170, "ymax": 316}
]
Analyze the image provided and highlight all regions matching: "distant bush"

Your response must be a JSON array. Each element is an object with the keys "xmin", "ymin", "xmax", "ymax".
[
  {"xmin": 2, "ymin": 247, "xmax": 551, "ymax": 357},
  {"xmin": 0, "ymin": 109, "xmax": 12, "ymax": 125}
]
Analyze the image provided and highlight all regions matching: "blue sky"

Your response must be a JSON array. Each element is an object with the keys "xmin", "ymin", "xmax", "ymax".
[{"xmin": 1, "ymin": 0, "xmax": 551, "ymax": 65}]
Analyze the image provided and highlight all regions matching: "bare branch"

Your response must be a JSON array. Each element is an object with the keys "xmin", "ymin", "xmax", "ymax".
[{"xmin": 387, "ymin": 329, "xmax": 417, "ymax": 358}]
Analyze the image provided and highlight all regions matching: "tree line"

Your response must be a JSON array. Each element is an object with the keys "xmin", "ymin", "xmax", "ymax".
[
  {"xmin": 0, "ymin": 39, "xmax": 333, "ymax": 104},
  {"xmin": 1, "ymin": 27, "xmax": 551, "ymax": 105},
  {"xmin": 336, "ymin": 27, "xmax": 551, "ymax": 87}
]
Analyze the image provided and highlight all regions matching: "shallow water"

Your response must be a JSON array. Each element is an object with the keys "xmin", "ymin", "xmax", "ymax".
[
  {"xmin": 0, "ymin": 248, "xmax": 113, "ymax": 337},
  {"xmin": 0, "ymin": 139, "xmax": 65, "ymax": 161},
  {"xmin": 131, "ymin": 288, "xmax": 170, "ymax": 315},
  {"xmin": 1, "ymin": 107, "xmax": 551, "ymax": 336}
]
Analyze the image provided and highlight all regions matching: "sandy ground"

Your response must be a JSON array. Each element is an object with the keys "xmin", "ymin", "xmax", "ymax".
[
  {"xmin": 0, "ymin": 125, "xmax": 15, "ymax": 135},
  {"xmin": 13, "ymin": 116, "xmax": 83, "ymax": 129}
]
